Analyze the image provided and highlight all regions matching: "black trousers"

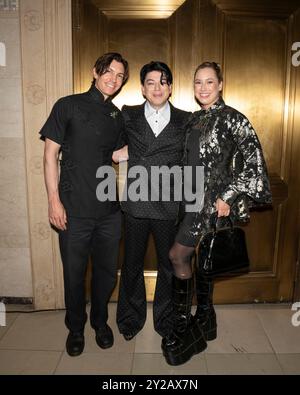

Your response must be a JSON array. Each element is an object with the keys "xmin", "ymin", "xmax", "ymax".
[
  {"xmin": 59, "ymin": 211, "xmax": 122, "ymax": 333},
  {"xmin": 117, "ymin": 214, "xmax": 176, "ymax": 337}
]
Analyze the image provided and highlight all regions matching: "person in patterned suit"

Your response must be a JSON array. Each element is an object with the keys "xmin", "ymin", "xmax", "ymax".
[
  {"xmin": 162, "ymin": 62, "xmax": 272, "ymax": 365},
  {"xmin": 113, "ymin": 61, "xmax": 198, "ymax": 343}
]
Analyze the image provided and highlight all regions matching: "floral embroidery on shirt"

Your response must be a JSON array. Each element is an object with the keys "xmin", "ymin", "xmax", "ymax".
[{"xmin": 110, "ymin": 111, "xmax": 119, "ymax": 119}]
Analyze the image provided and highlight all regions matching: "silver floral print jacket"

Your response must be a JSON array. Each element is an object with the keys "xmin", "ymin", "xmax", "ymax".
[{"xmin": 181, "ymin": 98, "xmax": 272, "ymax": 240}]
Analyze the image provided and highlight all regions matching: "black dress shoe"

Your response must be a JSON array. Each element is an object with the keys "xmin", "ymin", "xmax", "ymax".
[
  {"xmin": 95, "ymin": 324, "xmax": 114, "ymax": 349},
  {"xmin": 66, "ymin": 332, "xmax": 84, "ymax": 357},
  {"xmin": 122, "ymin": 332, "xmax": 135, "ymax": 341}
]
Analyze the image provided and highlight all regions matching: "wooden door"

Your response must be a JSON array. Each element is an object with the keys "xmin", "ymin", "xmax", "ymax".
[{"xmin": 72, "ymin": 0, "xmax": 300, "ymax": 303}]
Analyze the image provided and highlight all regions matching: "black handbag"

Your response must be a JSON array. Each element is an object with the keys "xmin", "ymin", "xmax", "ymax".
[{"xmin": 197, "ymin": 216, "xmax": 250, "ymax": 277}]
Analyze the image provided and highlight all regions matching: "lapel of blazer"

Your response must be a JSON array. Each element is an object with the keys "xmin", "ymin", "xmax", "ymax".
[
  {"xmin": 166, "ymin": 102, "xmax": 182, "ymax": 131},
  {"xmin": 134, "ymin": 102, "xmax": 156, "ymax": 145},
  {"xmin": 146, "ymin": 103, "xmax": 183, "ymax": 151}
]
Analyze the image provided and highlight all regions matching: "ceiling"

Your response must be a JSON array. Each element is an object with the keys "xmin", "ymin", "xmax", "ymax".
[{"xmin": 91, "ymin": 0, "xmax": 187, "ymax": 18}]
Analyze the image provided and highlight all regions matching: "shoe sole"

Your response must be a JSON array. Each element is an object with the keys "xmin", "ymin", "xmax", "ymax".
[
  {"xmin": 66, "ymin": 349, "xmax": 84, "ymax": 357},
  {"xmin": 66, "ymin": 337, "xmax": 85, "ymax": 357},
  {"xmin": 96, "ymin": 339, "xmax": 114, "ymax": 349},
  {"xmin": 205, "ymin": 327, "xmax": 217, "ymax": 341},
  {"xmin": 163, "ymin": 337, "xmax": 207, "ymax": 366},
  {"xmin": 66, "ymin": 342, "xmax": 85, "ymax": 357},
  {"xmin": 123, "ymin": 334, "xmax": 135, "ymax": 341}
]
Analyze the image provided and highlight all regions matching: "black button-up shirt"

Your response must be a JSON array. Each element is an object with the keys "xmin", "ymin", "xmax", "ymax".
[{"xmin": 40, "ymin": 85, "xmax": 124, "ymax": 218}]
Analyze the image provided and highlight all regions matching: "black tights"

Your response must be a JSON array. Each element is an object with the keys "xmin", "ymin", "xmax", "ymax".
[{"xmin": 169, "ymin": 242, "xmax": 195, "ymax": 279}]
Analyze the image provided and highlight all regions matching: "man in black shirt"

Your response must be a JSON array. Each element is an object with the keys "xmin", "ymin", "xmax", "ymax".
[{"xmin": 40, "ymin": 53, "xmax": 129, "ymax": 356}]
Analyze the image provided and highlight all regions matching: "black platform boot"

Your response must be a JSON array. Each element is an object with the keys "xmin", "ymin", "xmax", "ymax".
[
  {"xmin": 194, "ymin": 269, "xmax": 217, "ymax": 341},
  {"xmin": 162, "ymin": 276, "xmax": 207, "ymax": 366}
]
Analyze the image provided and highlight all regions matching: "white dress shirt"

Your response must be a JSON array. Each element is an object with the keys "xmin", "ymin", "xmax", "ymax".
[{"xmin": 144, "ymin": 101, "xmax": 171, "ymax": 137}]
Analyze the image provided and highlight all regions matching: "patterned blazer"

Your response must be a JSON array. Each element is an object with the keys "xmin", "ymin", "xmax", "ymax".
[
  {"xmin": 180, "ymin": 98, "xmax": 272, "ymax": 240},
  {"xmin": 120, "ymin": 102, "xmax": 191, "ymax": 220}
]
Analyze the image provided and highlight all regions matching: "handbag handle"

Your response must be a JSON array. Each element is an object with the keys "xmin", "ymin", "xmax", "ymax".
[
  {"xmin": 212, "ymin": 213, "xmax": 234, "ymax": 233},
  {"xmin": 204, "ymin": 215, "xmax": 234, "ymax": 271}
]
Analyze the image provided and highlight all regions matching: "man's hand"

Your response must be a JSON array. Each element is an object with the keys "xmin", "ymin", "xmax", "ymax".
[
  {"xmin": 215, "ymin": 198, "xmax": 230, "ymax": 217},
  {"xmin": 112, "ymin": 145, "xmax": 128, "ymax": 163},
  {"xmin": 48, "ymin": 196, "xmax": 67, "ymax": 231},
  {"xmin": 43, "ymin": 138, "xmax": 67, "ymax": 231}
]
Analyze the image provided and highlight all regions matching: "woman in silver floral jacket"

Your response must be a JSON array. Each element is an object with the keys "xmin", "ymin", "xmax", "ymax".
[{"xmin": 162, "ymin": 62, "xmax": 272, "ymax": 366}]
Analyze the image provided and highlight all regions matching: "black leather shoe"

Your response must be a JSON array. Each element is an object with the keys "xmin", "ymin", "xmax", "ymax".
[
  {"xmin": 95, "ymin": 324, "xmax": 114, "ymax": 349},
  {"xmin": 122, "ymin": 332, "xmax": 135, "ymax": 341},
  {"xmin": 66, "ymin": 331, "xmax": 84, "ymax": 357}
]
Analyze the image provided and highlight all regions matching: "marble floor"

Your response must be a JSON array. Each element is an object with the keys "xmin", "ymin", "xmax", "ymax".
[{"xmin": 0, "ymin": 303, "xmax": 300, "ymax": 375}]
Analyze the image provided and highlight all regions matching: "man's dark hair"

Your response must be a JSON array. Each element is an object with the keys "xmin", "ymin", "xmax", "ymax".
[
  {"xmin": 92, "ymin": 52, "xmax": 129, "ymax": 85},
  {"xmin": 140, "ymin": 61, "xmax": 173, "ymax": 85}
]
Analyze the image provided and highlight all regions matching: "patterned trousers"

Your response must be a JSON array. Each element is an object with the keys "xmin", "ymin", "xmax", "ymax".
[{"xmin": 117, "ymin": 214, "xmax": 176, "ymax": 337}]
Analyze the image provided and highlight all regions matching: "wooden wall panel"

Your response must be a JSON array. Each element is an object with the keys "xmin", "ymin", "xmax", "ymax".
[
  {"xmin": 169, "ymin": 0, "xmax": 197, "ymax": 111},
  {"xmin": 279, "ymin": 7, "xmax": 300, "ymax": 300},
  {"xmin": 221, "ymin": 16, "xmax": 287, "ymax": 282},
  {"xmin": 197, "ymin": 0, "xmax": 223, "ymax": 65},
  {"xmin": 169, "ymin": 0, "xmax": 299, "ymax": 302},
  {"xmin": 223, "ymin": 16, "xmax": 286, "ymax": 174},
  {"xmin": 73, "ymin": 0, "xmax": 105, "ymax": 93},
  {"xmin": 72, "ymin": 0, "xmax": 300, "ymax": 303},
  {"xmin": 107, "ymin": 18, "xmax": 170, "ymax": 108},
  {"xmin": 107, "ymin": 18, "xmax": 169, "ymax": 271},
  {"xmin": 20, "ymin": 0, "xmax": 73, "ymax": 308},
  {"xmin": 200, "ymin": 0, "xmax": 300, "ymax": 302}
]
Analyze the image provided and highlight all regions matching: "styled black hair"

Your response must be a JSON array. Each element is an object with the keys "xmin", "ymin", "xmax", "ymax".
[
  {"xmin": 92, "ymin": 52, "xmax": 129, "ymax": 85},
  {"xmin": 140, "ymin": 61, "xmax": 173, "ymax": 85}
]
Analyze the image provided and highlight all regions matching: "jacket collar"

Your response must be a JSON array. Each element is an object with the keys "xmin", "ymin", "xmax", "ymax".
[
  {"xmin": 199, "ymin": 97, "xmax": 225, "ymax": 115},
  {"xmin": 88, "ymin": 84, "xmax": 112, "ymax": 104},
  {"xmin": 144, "ymin": 101, "xmax": 170, "ymax": 122}
]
